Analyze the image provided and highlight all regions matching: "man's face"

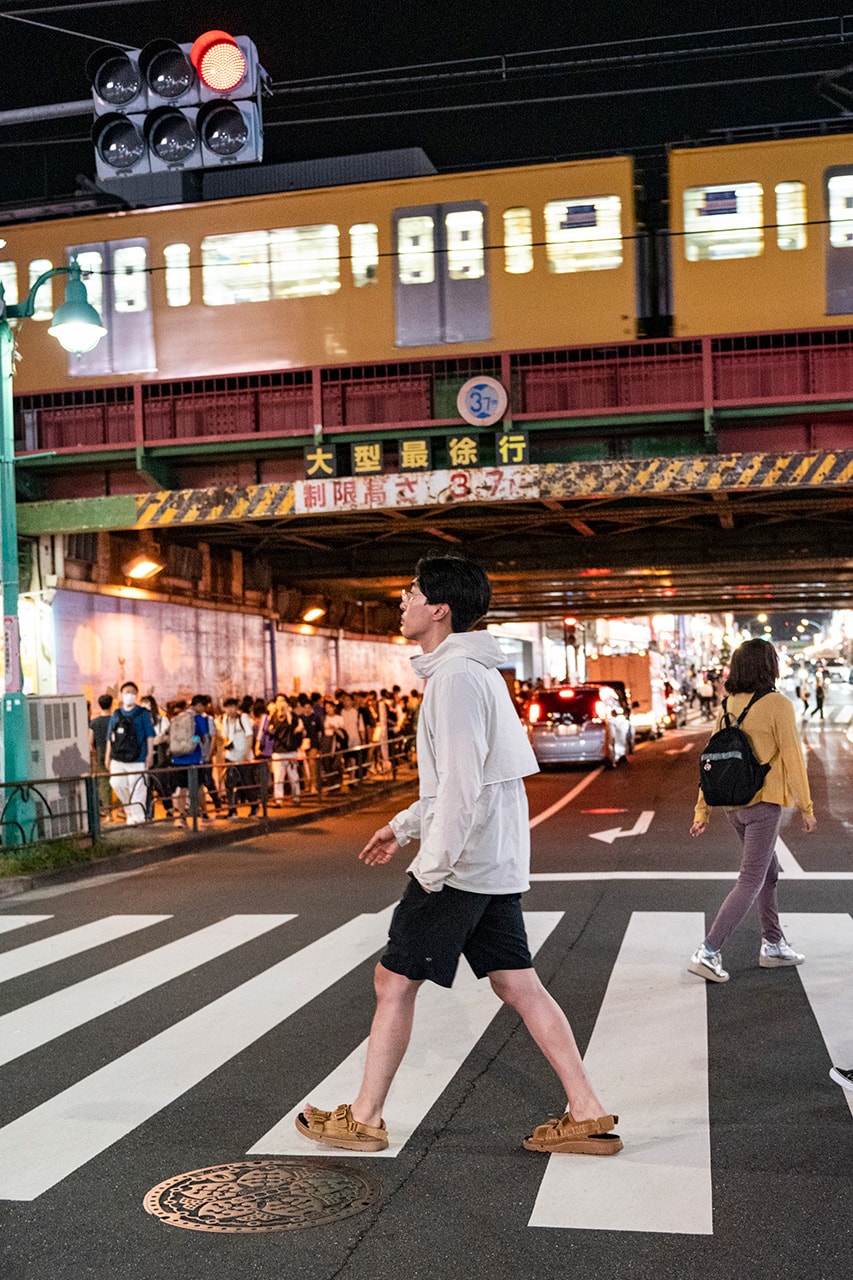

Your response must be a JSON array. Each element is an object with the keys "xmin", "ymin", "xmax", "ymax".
[{"xmin": 400, "ymin": 579, "xmax": 432, "ymax": 642}]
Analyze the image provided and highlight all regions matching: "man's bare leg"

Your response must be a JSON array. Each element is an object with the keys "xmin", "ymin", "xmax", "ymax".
[
  {"xmin": 489, "ymin": 967, "xmax": 607, "ymax": 1120},
  {"xmin": 305, "ymin": 963, "xmax": 422, "ymax": 1128}
]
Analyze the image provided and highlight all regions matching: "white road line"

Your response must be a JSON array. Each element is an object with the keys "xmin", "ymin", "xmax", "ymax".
[
  {"xmin": 0, "ymin": 915, "xmax": 171, "ymax": 984},
  {"xmin": 0, "ymin": 916, "xmax": 52, "ymax": 935},
  {"xmin": 253, "ymin": 911, "xmax": 563, "ymax": 1159},
  {"xmin": 831, "ymin": 706, "xmax": 853, "ymax": 725},
  {"xmin": 786, "ymin": 913, "xmax": 853, "ymax": 1121},
  {"xmin": 0, "ymin": 905, "xmax": 395, "ymax": 1201},
  {"xmin": 0, "ymin": 915, "xmax": 295, "ymax": 1069},
  {"xmin": 528, "ymin": 911, "xmax": 712, "ymax": 1235},
  {"xmin": 529, "ymin": 769, "xmax": 604, "ymax": 829},
  {"xmin": 774, "ymin": 837, "xmax": 804, "ymax": 875},
  {"xmin": 530, "ymin": 872, "xmax": 853, "ymax": 881}
]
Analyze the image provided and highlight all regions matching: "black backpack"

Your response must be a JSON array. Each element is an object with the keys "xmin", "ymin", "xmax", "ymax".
[
  {"xmin": 699, "ymin": 692, "xmax": 771, "ymax": 808},
  {"xmin": 110, "ymin": 709, "xmax": 143, "ymax": 763}
]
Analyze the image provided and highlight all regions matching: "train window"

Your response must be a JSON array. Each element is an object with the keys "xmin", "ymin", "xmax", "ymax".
[
  {"xmin": 350, "ymin": 223, "xmax": 379, "ymax": 286},
  {"xmin": 113, "ymin": 244, "xmax": 147, "ymax": 313},
  {"xmin": 398, "ymin": 215, "xmax": 435, "ymax": 284},
  {"xmin": 503, "ymin": 208, "xmax": 533, "ymax": 274},
  {"xmin": 28, "ymin": 259, "xmax": 52, "ymax": 321},
  {"xmin": 683, "ymin": 183, "xmax": 763, "ymax": 261},
  {"xmin": 445, "ymin": 209, "xmax": 484, "ymax": 280},
  {"xmin": 270, "ymin": 224, "xmax": 340, "ymax": 298},
  {"xmin": 775, "ymin": 182, "xmax": 806, "ymax": 250},
  {"xmin": 164, "ymin": 243, "xmax": 191, "ymax": 306},
  {"xmin": 202, "ymin": 231, "xmax": 271, "ymax": 306},
  {"xmin": 0, "ymin": 261, "xmax": 18, "ymax": 306},
  {"xmin": 828, "ymin": 175, "xmax": 853, "ymax": 247},
  {"xmin": 75, "ymin": 250, "xmax": 104, "ymax": 318},
  {"xmin": 544, "ymin": 197, "xmax": 623, "ymax": 272}
]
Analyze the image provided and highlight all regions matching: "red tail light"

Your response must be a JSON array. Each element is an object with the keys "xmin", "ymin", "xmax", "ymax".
[
  {"xmin": 593, "ymin": 700, "xmax": 607, "ymax": 721},
  {"xmin": 528, "ymin": 703, "xmax": 541, "ymax": 724}
]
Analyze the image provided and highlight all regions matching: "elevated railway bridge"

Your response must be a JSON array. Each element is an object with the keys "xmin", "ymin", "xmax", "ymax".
[{"xmin": 13, "ymin": 328, "xmax": 853, "ymax": 640}]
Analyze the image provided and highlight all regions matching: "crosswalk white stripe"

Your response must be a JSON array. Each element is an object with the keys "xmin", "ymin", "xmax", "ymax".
[
  {"xmin": 784, "ymin": 913, "xmax": 853, "ymax": 1120},
  {"xmin": 0, "ymin": 915, "xmax": 296, "ymax": 1069},
  {"xmin": 0, "ymin": 916, "xmax": 52, "ymax": 935},
  {"xmin": 774, "ymin": 837, "xmax": 804, "ymax": 875},
  {"xmin": 528, "ymin": 912, "xmax": 713, "ymax": 1235},
  {"xmin": 252, "ymin": 911, "xmax": 564, "ymax": 1159},
  {"xmin": 0, "ymin": 905, "xmax": 395, "ymax": 1201},
  {"xmin": 830, "ymin": 706, "xmax": 853, "ymax": 724},
  {"xmin": 0, "ymin": 915, "xmax": 171, "ymax": 984}
]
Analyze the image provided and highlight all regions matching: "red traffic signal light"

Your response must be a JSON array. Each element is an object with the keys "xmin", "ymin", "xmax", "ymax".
[{"xmin": 191, "ymin": 30, "xmax": 247, "ymax": 93}]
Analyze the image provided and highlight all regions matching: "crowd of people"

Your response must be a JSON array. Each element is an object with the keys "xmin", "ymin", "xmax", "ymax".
[{"xmin": 89, "ymin": 683, "xmax": 422, "ymax": 827}]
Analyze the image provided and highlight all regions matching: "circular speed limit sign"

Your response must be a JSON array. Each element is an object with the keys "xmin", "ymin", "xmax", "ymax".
[{"xmin": 456, "ymin": 376, "xmax": 508, "ymax": 427}]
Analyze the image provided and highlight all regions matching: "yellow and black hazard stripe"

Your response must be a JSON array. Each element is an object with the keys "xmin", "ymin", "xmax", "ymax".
[{"xmin": 135, "ymin": 483, "xmax": 296, "ymax": 528}]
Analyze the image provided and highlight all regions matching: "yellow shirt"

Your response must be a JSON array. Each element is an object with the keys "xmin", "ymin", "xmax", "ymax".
[{"xmin": 694, "ymin": 690, "xmax": 814, "ymax": 824}]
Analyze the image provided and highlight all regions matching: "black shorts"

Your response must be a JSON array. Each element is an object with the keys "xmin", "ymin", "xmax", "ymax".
[{"xmin": 381, "ymin": 875, "xmax": 533, "ymax": 989}]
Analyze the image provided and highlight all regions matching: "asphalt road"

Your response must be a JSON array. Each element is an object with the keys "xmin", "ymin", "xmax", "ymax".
[{"xmin": 1, "ymin": 683, "xmax": 852, "ymax": 1280}]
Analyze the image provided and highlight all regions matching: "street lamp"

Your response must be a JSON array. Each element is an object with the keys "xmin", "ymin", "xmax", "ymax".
[{"xmin": 1, "ymin": 262, "xmax": 107, "ymax": 829}]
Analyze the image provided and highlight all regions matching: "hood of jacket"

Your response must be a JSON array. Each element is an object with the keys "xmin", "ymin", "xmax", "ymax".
[{"xmin": 411, "ymin": 630, "xmax": 505, "ymax": 679}]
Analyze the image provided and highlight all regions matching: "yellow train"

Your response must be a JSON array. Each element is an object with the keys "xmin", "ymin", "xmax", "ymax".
[
  {"xmin": 2, "ymin": 128, "xmax": 853, "ymax": 399},
  {"xmin": 0, "ymin": 156, "xmax": 637, "ymax": 395}
]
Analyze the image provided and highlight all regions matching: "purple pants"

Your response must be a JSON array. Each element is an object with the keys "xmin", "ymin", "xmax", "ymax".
[{"xmin": 705, "ymin": 802, "xmax": 783, "ymax": 951}]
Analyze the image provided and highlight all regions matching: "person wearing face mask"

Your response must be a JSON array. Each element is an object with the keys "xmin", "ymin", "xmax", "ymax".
[{"xmin": 104, "ymin": 681, "xmax": 155, "ymax": 826}]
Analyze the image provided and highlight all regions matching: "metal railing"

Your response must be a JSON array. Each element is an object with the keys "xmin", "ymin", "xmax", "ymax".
[{"xmin": 0, "ymin": 736, "xmax": 415, "ymax": 852}]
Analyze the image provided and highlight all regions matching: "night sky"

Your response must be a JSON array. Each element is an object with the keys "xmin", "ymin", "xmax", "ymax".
[{"xmin": 2, "ymin": 1, "xmax": 852, "ymax": 202}]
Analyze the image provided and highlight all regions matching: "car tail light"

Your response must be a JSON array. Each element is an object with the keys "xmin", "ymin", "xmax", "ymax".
[
  {"xmin": 558, "ymin": 689, "xmax": 575, "ymax": 699},
  {"xmin": 593, "ymin": 700, "xmax": 608, "ymax": 721},
  {"xmin": 528, "ymin": 703, "xmax": 541, "ymax": 724}
]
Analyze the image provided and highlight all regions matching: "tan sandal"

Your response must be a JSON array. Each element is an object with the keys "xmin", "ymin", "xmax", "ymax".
[
  {"xmin": 295, "ymin": 1103, "xmax": 389, "ymax": 1153},
  {"xmin": 523, "ymin": 1111, "xmax": 623, "ymax": 1156}
]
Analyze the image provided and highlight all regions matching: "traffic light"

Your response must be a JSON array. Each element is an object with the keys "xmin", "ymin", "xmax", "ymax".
[{"xmin": 88, "ymin": 31, "xmax": 264, "ymax": 179}]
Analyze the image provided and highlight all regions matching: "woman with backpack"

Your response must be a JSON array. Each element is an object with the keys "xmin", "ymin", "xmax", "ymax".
[
  {"xmin": 687, "ymin": 639, "xmax": 816, "ymax": 983},
  {"xmin": 140, "ymin": 694, "xmax": 174, "ymax": 820}
]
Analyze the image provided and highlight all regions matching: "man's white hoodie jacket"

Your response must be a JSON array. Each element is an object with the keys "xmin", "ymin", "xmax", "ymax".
[{"xmin": 389, "ymin": 631, "xmax": 538, "ymax": 894}]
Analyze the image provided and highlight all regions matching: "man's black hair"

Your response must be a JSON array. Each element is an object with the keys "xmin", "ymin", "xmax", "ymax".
[
  {"xmin": 415, "ymin": 555, "xmax": 491, "ymax": 633},
  {"xmin": 120, "ymin": 680, "xmax": 138, "ymax": 693},
  {"xmin": 98, "ymin": 693, "xmax": 113, "ymax": 710}
]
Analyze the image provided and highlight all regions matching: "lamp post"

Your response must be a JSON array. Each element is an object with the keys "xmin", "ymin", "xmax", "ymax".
[{"xmin": 1, "ymin": 262, "xmax": 106, "ymax": 825}]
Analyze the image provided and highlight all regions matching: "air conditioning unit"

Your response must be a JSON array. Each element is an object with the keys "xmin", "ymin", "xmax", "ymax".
[{"xmin": 26, "ymin": 695, "xmax": 90, "ymax": 840}]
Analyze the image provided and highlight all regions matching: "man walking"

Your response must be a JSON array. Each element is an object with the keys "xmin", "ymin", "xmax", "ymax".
[{"xmin": 296, "ymin": 555, "xmax": 621, "ymax": 1157}]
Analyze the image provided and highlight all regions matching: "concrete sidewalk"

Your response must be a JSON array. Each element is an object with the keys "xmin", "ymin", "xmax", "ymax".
[{"xmin": 0, "ymin": 765, "xmax": 419, "ymax": 900}]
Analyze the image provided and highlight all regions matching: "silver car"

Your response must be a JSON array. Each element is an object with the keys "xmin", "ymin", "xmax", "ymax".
[{"xmin": 526, "ymin": 685, "xmax": 633, "ymax": 768}]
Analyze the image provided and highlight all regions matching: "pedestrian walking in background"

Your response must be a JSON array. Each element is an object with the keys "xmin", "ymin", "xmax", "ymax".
[
  {"xmin": 296, "ymin": 555, "xmax": 621, "ymax": 1158},
  {"xmin": 88, "ymin": 692, "xmax": 114, "ymax": 819},
  {"xmin": 797, "ymin": 676, "xmax": 811, "ymax": 716},
  {"xmin": 810, "ymin": 676, "xmax": 825, "ymax": 721},
  {"xmin": 105, "ymin": 681, "xmax": 155, "ymax": 826},
  {"xmin": 688, "ymin": 639, "xmax": 816, "ymax": 984}
]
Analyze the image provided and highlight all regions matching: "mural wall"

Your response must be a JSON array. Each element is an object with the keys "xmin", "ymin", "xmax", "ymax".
[{"xmin": 49, "ymin": 590, "xmax": 420, "ymax": 707}]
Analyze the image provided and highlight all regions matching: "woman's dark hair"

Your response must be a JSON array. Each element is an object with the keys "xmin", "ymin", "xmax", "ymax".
[
  {"xmin": 725, "ymin": 639, "xmax": 779, "ymax": 694},
  {"xmin": 142, "ymin": 693, "xmax": 160, "ymax": 719},
  {"xmin": 415, "ymin": 555, "xmax": 491, "ymax": 633},
  {"xmin": 251, "ymin": 698, "xmax": 267, "ymax": 717}
]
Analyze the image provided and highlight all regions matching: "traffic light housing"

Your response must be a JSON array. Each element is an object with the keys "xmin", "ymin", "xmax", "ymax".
[{"xmin": 88, "ymin": 32, "xmax": 263, "ymax": 179}]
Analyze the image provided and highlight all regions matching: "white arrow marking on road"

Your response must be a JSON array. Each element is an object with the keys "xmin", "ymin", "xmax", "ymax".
[
  {"xmin": 665, "ymin": 743, "xmax": 694, "ymax": 755},
  {"xmin": 589, "ymin": 810, "xmax": 654, "ymax": 845}
]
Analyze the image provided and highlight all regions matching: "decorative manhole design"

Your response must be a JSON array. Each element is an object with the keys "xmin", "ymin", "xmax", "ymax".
[{"xmin": 143, "ymin": 1158, "xmax": 381, "ymax": 1233}]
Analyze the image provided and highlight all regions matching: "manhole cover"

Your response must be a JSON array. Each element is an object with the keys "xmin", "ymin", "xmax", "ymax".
[{"xmin": 143, "ymin": 1158, "xmax": 382, "ymax": 1233}]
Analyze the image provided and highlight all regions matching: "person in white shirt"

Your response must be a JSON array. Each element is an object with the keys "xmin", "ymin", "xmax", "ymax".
[
  {"xmin": 296, "ymin": 556, "xmax": 621, "ymax": 1159},
  {"xmin": 219, "ymin": 697, "xmax": 258, "ymax": 818}
]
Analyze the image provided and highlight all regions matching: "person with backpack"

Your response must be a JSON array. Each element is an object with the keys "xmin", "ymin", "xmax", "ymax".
[
  {"xmin": 688, "ymin": 639, "xmax": 816, "ymax": 983},
  {"xmin": 104, "ymin": 681, "xmax": 155, "ymax": 826},
  {"xmin": 169, "ymin": 698, "xmax": 210, "ymax": 827},
  {"xmin": 219, "ymin": 697, "xmax": 258, "ymax": 818}
]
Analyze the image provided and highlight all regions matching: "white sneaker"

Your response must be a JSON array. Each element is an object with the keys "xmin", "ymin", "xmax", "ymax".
[
  {"xmin": 688, "ymin": 947, "xmax": 729, "ymax": 983},
  {"xmin": 759, "ymin": 937, "xmax": 804, "ymax": 967}
]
